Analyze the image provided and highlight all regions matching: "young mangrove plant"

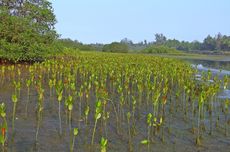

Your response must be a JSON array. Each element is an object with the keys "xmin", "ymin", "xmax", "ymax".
[
  {"xmin": 127, "ymin": 112, "xmax": 133, "ymax": 152},
  {"xmin": 66, "ymin": 95, "xmax": 73, "ymax": 131},
  {"xmin": 11, "ymin": 94, "xmax": 18, "ymax": 135},
  {"xmin": 84, "ymin": 105, "xmax": 90, "ymax": 126},
  {"xmin": 141, "ymin": 113, "xmax": 152, "ymax": 152},
  {"xmin": 224, "ymin": 99, "xmax": 229, "ymax": 136},
  {"xmin": 0, "ymin": 103, "xmax": 7, "ymax": 151},
  {"xmin": 196, "ymin": 91, "xmax": 205, "ymax": 146},
  {"xmin": 70, "ymin": 128, "xmax": 79, "ymax": 152},
  {"xmin": 100, "ymin": 137, "xmax": 108, "ymax": 152},
  {"xmin": 91, "ymin": 100, "xmax": 102, "ymax": 145},
  {"xmin": 35, "ymin": 87, "xmax": 44, "ymax": 143},
  {"xmin": 56, "ymin": 80, "xmax": 64, "ymax": 136},
  {"xmin": 25, "ymin": 79, "xmax": 32, "ymax": 118}
]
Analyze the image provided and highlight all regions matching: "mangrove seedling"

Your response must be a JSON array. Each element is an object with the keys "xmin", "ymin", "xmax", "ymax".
[
  {"xmin": 0, "ymin": 103, "xmax": 7, "ymax": 149},
  {"xmin": 25, "ymin": 79, "xmax": 32, "ymax": 117},
  {"xmin": 127, "ymin": 112, "xmax": 133, "ymax": 152},
  {"xmin": 70, "ymin": 128, "xmax": 79, "ymax": 152},
  {"xmin": 35, "ymin": 88, "xmax": 44, "ymax": 143},
  {"xmin": 100, "ymin": 137, "xmax": 108, "ymax": 152},
  {"xmin": 91, "ymin": 100, "xmax": 102, "ymax": 145},
  {"xmin": 84, "ymin": 105, "xmax": 90, "ymax": 125},
  {"xmin": 12, "ymin": 94, "xmax": 18, "ymax": 134}
]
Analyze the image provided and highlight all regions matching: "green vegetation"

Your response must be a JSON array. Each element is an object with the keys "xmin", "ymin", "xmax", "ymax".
[
  {"xmin": 0, "ymin": 1, "xmax": 229, "ymax": 152},
  {"xmin": 140, "ymin": 45, "xmax": 182, "ymax": 54},
  {"xmin": 0, "ymin": 0, "xmax": 59, "ymax": 61},
  {"xmin": 0, "ymin": 52, "xmax": 228, "ymax": 151},
  {"xmin": 102, "ymin": 42, "xmax": 129, "ymax": 53}
]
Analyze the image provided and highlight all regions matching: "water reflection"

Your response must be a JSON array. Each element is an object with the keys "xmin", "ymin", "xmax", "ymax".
[
  {"xmin": 186, "ymin": 59, "xmax": 230, "ymax": 71},
  {"xmin": 188, "ymin": 59, "xmax": 230, "ymax": 99}
]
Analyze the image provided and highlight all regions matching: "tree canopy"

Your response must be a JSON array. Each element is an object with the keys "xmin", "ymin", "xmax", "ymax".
[{"xmin": 0, "ymin": 0, "xmax": 58, "ymax": 61}]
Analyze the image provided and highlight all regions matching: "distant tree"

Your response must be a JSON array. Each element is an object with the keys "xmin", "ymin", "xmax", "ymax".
[
  {"xmin": 203, "ymin": 35, "xmax": 216, "ymax": 51},
  {"xmin": 102, "ymin": 42, "xmax": 128, "ymax": 53},
  {"xmin": 164, "ymin": 39, "xmax": 180, "ymax": 49},
  {"xmin": 155, "ymin": 33, "xmax": 167, "ymax": 45},
  {"xmin": 0, "ymin": 0, "xmax": 58, "ymax": 61},
  {"xmin": 141, "ymin": 45, "xmax": 180, "ymax": 54},
  {"xmin": 220, "ymin": 35, "xmax": 230, "ymax": 51},
  {"xmin": 120, "ymin": 38, "xmax": 133, "ymax": 45},
  {"xmin": 144, "ymin": 40, "xmax": 147, "ymax": 45},
  {"xmin": 191, "ymin": 40, "xmax": 202, "ymax": 50},
  {"xmin": 215, "ymin": 33, "xmax": 222, "ymax": 50}
]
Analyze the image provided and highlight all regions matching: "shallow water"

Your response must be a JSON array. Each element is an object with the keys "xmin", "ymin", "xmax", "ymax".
[
  {"xmin": 218, "ymin": 89, "xmax": 230, "ymax": 99},
  {"xmin": 190, "ymin": 59, "xmax": 230, "ymax": 99},
  {"xmin": 187, "ymin": 59, "xmax": 230, "ymax": 71},
  {"xmin": 0, "ymin": 60, "xmax": 229, "ymax": 152}
]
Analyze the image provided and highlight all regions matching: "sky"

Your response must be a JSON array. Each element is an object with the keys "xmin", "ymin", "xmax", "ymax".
[{"xmin": 50, "ymin": 0, "xmax": 230, "ymax": 44}]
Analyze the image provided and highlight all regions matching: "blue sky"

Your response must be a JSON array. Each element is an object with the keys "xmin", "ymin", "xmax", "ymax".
[{"xmin": 50, "ymin": 0, "xmax": 230, "ymax": 44}]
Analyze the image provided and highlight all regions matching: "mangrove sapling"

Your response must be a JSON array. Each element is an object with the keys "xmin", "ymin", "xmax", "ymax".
[
  {"xmin": 152, "ymin": 117, "xmax": 163, "ymax": 142},
  {"xmin": 100, "ymin": 91, "xmax": 109, "ymax": 137},
  {"xmin": 35, "ymin": 88, "xmax": 44, "ymax": 143},
  {"xmin": 58, "ymin": 90, "xmax": 63, "ymax": 135},
  {"xmin": 17, "ymin": 69, "xmax": 21, "ymax": 83},
  {"xmin": 141, "ymin": 113, "xmax": 152, "ymax": 152},
  {"xmin": 152, "ymin": 89, "xmax": 161, "ymax": 136},
  {"xmin": 102, "ymin": 111, "xmax": 110, "ymax": 138},
  {"xmin": 84, "ymin": 105, "xmax": 90, "ymax": 126},
  {"xmin": 100, "ymin": 137, "xmax": 108, "ymax": 152},
  {"xmin": 110, "ymin": 99, "xmax": 120, "ymax": 134},
  {"xmin": 117, "ymin": 85, "xmax": 125, "ymax": 122},
  {"xmin": 15, "ymin": 81, "xmax": 21, "ymax": 99},
  {"xmin": 11, "ymin": 94, "xmax": 18, "ymax": 135},
  {"xmin": 91, "ymin": 100, "xmax": 102, "ymax": 145},
  {"xmin": 67, "ymin": 95, "xmax": 73, "ymax": 131},
  {"xmin": 224, "ymin": 99, "xmax": 229, "ymax": 136},
  {"xmin": 137, "ymin": 83, "xmax": 143, "ymax": 119},
  {"xmin": 48, "ymin": 79, "xmax": 53, "ymax": 98},
  {"xmin": 131, "ymin": 96, "xmax": 137, "ymax": 135},
  {"xmin": 56, "ymin": 80, "xmax": 64, "ymax": 136},
  {"xmin": 70, "ymin": 128, "xmax": 79, "ymax": 152},
  {"xmin": 161, "ymin": 93, "xmax": 167, "ymax": 142},
  {"xmin": 25, "ymin": 79, "xmax": 32, "ymax": 118},
  {"xmin": 0, "ymin": 66, "xmax": 5, "ymax": 85},
  {"xmin": 196, "ymin": 91, "xmax": 205, "ymax": 146},
  {"xmin": 0, "ymin": 103, "xmax": 8, "ymax": 150},
  {"xmin": 208, "ymin": 86, "xmax": 216, "ymax": 135},
  {"xmin": 64, "ymin": 98, "xmax": 69, "ymax": 125},
  {"xmin": 126, "ymin": 112, "xmax": 133, "ymax": 152},
  {"xmin": 78, "ymin": 87, "xmax": 83, "ymax": 128}
]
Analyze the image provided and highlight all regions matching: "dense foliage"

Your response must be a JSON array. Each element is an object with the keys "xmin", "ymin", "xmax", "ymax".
[
  {"xmin": 120, "ymin": 33, "xmax": 230, "ymax": 52},
  {"xmin": 0, "ymin": 0, "xmax": 58, "ymax": 61},
  {"xmin": 102, "ymin": 42, "xmax": 128, "ymax": 53},
  {"xmin": 140, "ymin": 45, "xmax": 181, "ymax": 54},
  {"xmin": 57, "ymin": 38, "xmax": 101, "ymax": 51},
  {"xmin": 0, "ymin": 52, "xmax": 228, "ymax": 151}
]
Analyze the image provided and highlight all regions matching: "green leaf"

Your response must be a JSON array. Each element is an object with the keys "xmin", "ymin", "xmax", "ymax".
[
  {"xmin": 68, "ymin": 104, "xmax": 73, "ymax": 111},
  {"xmin": 12, "ymin": 94, "xmax": 18, "ymax": 103},
  {"xmin": 140, "ymin": 139, "xmax": 149, "ymax": 144},
  {"xmin": 100, "ymin": 137, "xmax": 108, "ymax": 147},
  {"xmin": 73, "ymin": 128, "xmax": 79, "ymax": 136},
  {"xmin": 95, "ymin": 113, "xmax": 101, "ymax": 120}
]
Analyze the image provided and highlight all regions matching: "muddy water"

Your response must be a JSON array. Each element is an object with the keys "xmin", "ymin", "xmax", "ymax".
[{"xmin": 0, "ymin": 64, "xmax": 229, "ymax": 152}]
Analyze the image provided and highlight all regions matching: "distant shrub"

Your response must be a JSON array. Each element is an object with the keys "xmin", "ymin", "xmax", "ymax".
[
  {"xmin": 102, "ymin": 42, "xmax": 129, "ymax": 53},
  {"xmin": 141, "ymin": 45, "xmax": 181, "ymax": 54}
]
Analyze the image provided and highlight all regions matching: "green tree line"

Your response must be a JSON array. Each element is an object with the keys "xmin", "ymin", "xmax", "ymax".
[{"xmin": 153, "ymin": 33, "xmax": 230, "ymax": 51}]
